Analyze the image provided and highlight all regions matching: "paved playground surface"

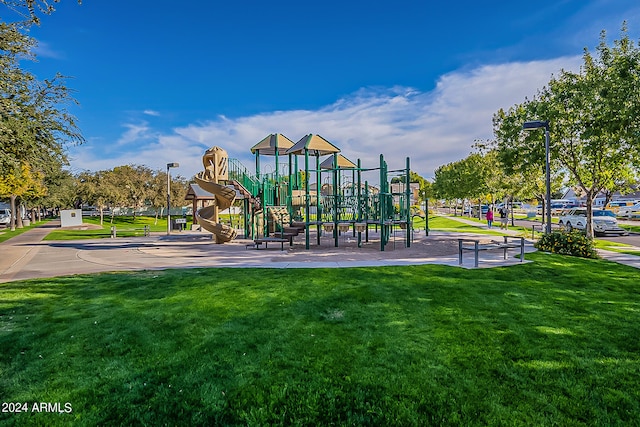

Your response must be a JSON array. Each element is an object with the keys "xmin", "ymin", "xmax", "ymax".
[
  {"xmin": 0, "ymin": 220, "xmax": 542, "ymax": 283},
  {"xmin": 3, "ymin": 218, "xmax": 639, "ymax": 283}
]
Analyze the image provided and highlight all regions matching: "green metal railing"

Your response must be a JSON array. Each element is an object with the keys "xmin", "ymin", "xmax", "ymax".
[{"xmin": 228, "ymin": 158, "xmax": 260, "ymax": 195}]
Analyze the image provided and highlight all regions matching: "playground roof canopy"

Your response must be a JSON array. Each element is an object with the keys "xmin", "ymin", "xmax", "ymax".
[
  {"xmin": 286, "ymin": 134, "xmax": 341, "ymax": 156},
  {"xmin": 250, "ymin": 133, "xmax": 295, "ymax": 156},
  {"xmin": 320, "ymin": 154, "xmax": 357, "ymax": 169}
]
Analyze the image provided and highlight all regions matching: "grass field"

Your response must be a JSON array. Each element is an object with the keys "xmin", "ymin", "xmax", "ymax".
[
  {"xmin": 44, "ymin": 215, "xmax": 195, "ymax": 240},
  {"xmin": 1, "ymin": 252, "xmax": 639, "ymax": 426}
]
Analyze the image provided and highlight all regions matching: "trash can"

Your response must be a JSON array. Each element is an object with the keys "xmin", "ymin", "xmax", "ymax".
[{"xmin": 171, "ymin": 218, "xmax": 186, "ymax": 231}]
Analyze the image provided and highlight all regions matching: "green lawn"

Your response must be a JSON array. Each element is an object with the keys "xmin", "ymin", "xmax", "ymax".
[
  {"xmin": 595, "ymin": 239, "xmax": 640, "ymax": 256},
  {"xmin": 1, "ymin": 252, "xmax": 639, "ymax": 426},
  {"xmin": 415, "ymin": 215, "xmax": 505, "ymax": 235},
  {"xmin": 44, "ymin": 215, "xmax": 196, "ymax": 240}
]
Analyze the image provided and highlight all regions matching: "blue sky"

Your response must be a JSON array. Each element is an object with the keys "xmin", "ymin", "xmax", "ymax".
[{"xmin": 17, "ymin": 0, "xmax": 640, "ymax": 179}]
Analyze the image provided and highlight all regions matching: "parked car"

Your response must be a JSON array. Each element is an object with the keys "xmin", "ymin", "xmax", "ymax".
[
  {"xmin": 617, "ymin": 202, "xmax": 640, "ymax": 219},
  {"xmin": 462, "ymin": 204, "xmax": 488, "ymax": 215},
  {"xmin": 559, "ymin": 208, "xmax": 628, "ymax": 236},
  {"xmin": 605, "ymin": 200, "xmax": 636, "ymax": 214},
  {"xmin": 471, "ymin": 204, "xmax": 489, "ymax": 216},
  {"xmin": 537, "ymin": 202, "xmax": 574, "ymax": 215},
  {"xmin": 496, "ymin": 202, "xmax": 525, "ymax": 211},
  {"xmin": 0, "ymin": 208, "xmax": 11, "ymax": 226}
]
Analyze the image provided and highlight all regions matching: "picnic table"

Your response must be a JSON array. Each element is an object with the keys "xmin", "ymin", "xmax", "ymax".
[{"xmin": 458, "ymin": 236, "xmax": 525, "ymax": 267}]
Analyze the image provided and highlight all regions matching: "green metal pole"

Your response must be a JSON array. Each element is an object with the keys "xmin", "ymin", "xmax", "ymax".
[
  {"xmin": 333, "ymin": 153, "xmax": 339, "ymax": 247},
  {"xmin": 255, "ymin": 151, "xmax": 260, "ymax": 181},
  {"xmin": 316, "ymin": 155, "xmax": 322, "ymax": 246},
  {"xmin": 295, "ymin": 155, "xmax": 299, "ymax": 189},
  {"xmin": 426, "ymin": 198, "xmax": 429, "ymax": 236},
  {"xmin": 305, "ymin": 150, "xmax": 310, "ymax": 249},
  {"xmin": 380, "ymin": 154, "xmax": 385, "ymax": 251},
  {"xmin": 288, "ymin": 153, "xmax": 293, "ymax": 218},
  {"xmin": 405, "ymin": 156, "xmax": 411, "ymax": 248},
  {"xmin": 365, "ymin": 181, "xmax": 369, "ymax": 243},
  {"xmin": 275, "ymin": 146, "xmax": 279, "ymax": 184}
]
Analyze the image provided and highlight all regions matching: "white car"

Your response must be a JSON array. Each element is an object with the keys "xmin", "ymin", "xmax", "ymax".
[
  {"xmin": 0, "ymin": 208, "xmax": 10, "ymax": 226},
  {"xmin": 617, "ymin": 202, "xmax": 640, "ymax": 219},
  {"xmin": 559, "ymin": 208, "xmax": 628, "ymax": 236}
]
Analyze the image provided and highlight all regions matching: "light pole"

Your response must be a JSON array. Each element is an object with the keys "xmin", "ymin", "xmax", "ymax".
[
  {"xmin": 166, "ymin": 162, "xmax": 179, "ymax": 235},
  {"xmin": 522, "ymin": 120, "xmax": 552, "ymax": 234}
]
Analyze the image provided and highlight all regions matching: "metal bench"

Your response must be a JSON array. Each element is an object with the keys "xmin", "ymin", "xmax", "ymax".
[
  {"xmin": 249, "ymin": 237, "xmax": 289, "ymax": 250},
  {"xmin": 110, "ymin": 225, "xmax": 150, "ymax": 238},
  {"xmin": 458, "ymin": 236, "xmax": 525, "ymax": 267}
]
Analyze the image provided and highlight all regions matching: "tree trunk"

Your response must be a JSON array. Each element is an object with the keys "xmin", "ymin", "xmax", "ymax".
[
  {"xmin": 9, "ymin": 195, "xmax": 17, "ymax": 231},
  {"xmin": 509, "ymin": 196, "xmax": 515, "ymax": 227},
  {"xmin": 15, "ymin": 198, "xmax": 24, "ymax": 228},
  {"xmin": 585, "ymin": 192, "xmax": 594, "ymax": 238}
]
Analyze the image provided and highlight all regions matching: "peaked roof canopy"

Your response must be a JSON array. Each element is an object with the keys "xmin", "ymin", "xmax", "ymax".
[
  {"xmin": 320, "ymin": 154, "xmax": 357, "ymax": 169},
  {"xmin": 250, "ymin": 133, "xmax": 295, "ymax": 155},
  {"xmin": 285, "ymin": 134, "xmax": 341, "ymax": 156}
]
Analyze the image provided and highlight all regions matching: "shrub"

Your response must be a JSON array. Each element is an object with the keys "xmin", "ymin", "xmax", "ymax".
[{"xmin": 534, "ymin": 230, "xmax": 599, "ymax": 259}]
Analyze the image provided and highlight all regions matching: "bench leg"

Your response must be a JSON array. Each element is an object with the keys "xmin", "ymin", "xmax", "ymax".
[{"xmin": 474, "ymin": 241, "xmax": 479, "ymax": 268}]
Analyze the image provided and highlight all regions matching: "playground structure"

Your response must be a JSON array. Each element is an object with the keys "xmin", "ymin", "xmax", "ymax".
[{"xmin": 195, "ymin": 134, "xmax": 413, "ymax": 251}]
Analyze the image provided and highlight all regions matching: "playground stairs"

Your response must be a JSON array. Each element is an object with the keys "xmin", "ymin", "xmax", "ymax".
[
  {"xmin": 267, "ymin": 206, "xmax": 290, "ymax": 233},
  {"xmin": 267, "ymin": 206, "xmax": 306, "ymax": 244},
  {"xmin": 228, "ymin": 179, "xmax": 251, "ymax": 198},
  {"xmin": 228, "ymin": 179, "xmax": 261, "ymax": 211}
]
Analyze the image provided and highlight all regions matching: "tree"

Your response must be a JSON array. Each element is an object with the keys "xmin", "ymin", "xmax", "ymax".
[
  {"xmin": 433, "ymin": 154, "xmax": 490, "ymax": 217},
  {"xmin": 1, "ymin": 21, "xmax": 83, "ymax": 224},
  {"xmin": 492, "ymin": 104, "xmax": 567, "ymax": 227},
  {"xmin": 494, "ymin": 25, "xmax": 640, "ymax": 237},
  {"xmin": 41, "ymin": 168, "xmax": 76, "ymax": 211},
  {"xmin": 1, "ymin": 0, "xmax": 82, "ymax": 25},
  {"xmin": 76, "ymin": 170, "xmax": 121, "ymax": 224},
  {"xmin": 0, "ymin": 162, "xmax": 44, "ymax": 229},
  {"xmin": 147, "ymin": 170, "xmax": 189, "ymax": 224},
  {"xmin": 109, "ymin": 165, "xmax": 153, "ymax": 220}
]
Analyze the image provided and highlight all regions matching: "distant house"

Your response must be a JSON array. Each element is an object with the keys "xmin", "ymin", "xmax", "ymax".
[
  {"xmin": 562, "ymin": 185, "xmax": 640, "ymax": 206},
  {"xmin": 390, "ymin": 182, "xmax": 420, "ymax": 206}
]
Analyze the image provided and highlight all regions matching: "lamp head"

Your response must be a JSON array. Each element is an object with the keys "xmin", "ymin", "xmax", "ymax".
[
  {"xmin": 522, "ymin": 120, "xmax": 549, "ymax": 130},
  {"xmin": 167, "ymin": 162, "xmax": 179, "ymax": 168}
]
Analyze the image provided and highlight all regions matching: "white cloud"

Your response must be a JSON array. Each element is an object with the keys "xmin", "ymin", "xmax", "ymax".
[
  {"xmin": 116, "ymin": 122, "xmax": 154, "ymax": 146},
  {"xmin": 143, "ymin": 110, "xmax": 161, "ymax": 117},
  {"xmin": 33, "ymin": 41, "xmax": 63, "ymax": 59},
  {"xmin": 68, "ymin": 56, "xmax": 582, "ymax": 180}
]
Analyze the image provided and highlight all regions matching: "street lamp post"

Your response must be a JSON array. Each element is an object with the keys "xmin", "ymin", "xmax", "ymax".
[
  {"xmin": 166, "ymin": 162, "xmax": 179, "ymax": 235},
  {"xmin": 522, "ymin": 120, "xmax": 552, "ymax": 234}
]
